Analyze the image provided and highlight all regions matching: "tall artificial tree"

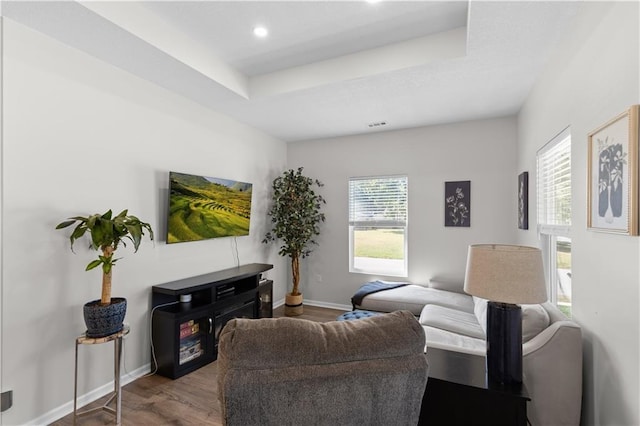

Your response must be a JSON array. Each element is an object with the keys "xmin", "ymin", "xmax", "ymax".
[{"xmin": 263, "ymin": 167, "xmax": 325, "ymax": 296}]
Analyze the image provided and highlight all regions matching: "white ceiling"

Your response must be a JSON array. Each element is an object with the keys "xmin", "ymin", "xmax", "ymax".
[
  {"xmin": 2, "ymin": 1, "xmax": 582, "ymax": 142},
  {"xmin": 143, "ymin": 1, "xmax": 469, "ymax": 76}
]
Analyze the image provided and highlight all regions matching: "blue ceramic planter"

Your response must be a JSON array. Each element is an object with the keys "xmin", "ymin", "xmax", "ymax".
[{"xmin": 83, "ymin": 297, "xmax": 127, "ymax": 338}]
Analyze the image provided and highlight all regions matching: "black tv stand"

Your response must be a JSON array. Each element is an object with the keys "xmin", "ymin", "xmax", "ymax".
[{"xmin": 151, "ymin": 263, "xmax": 273, "ymax": 379}]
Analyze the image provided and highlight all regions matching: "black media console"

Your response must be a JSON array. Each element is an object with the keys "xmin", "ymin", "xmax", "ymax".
[{"xmin": 151, "ymin": 263, "xmax": 273, "ymax": 379}]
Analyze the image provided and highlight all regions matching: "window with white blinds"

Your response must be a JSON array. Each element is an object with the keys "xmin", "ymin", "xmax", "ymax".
[
  {"xmin": 536, "ymin": 127, "xmax": 572, "ymax": 316},
  {"xmin": 537, "ymin": 128, "xmax": 572, "ymax": 231},
  {"xmin": 349, "ymin": 176, "xmax": 408, "ymax": 226},
  {"xmin": 348, "ymin": 176, "xmax": 408, "ymax": 277}
]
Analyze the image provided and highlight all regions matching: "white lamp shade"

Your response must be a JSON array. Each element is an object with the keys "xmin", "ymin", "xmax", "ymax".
[{"xmin": 464, "ymin": 244, "xmax": 547, "ymax": 304}]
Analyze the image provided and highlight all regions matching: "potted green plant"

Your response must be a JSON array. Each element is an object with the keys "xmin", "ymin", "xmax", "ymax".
[
  {"xmin": 263, "ymin": 167, "xmax": 325, "ymax": 316},
  {"xmin": 56, "ymin": 209, "xmax": 154, "ymax": 337}
]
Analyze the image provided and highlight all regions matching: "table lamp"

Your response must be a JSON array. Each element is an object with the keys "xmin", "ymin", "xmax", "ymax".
[{"xmin": 464, "ymin": 244, "xmax": 547, "ymax": 386}]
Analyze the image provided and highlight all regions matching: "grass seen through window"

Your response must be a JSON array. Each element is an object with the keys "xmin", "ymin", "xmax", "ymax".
[{"xmin": 354, "ymin": 228, "xmax": 404, "ymax": 259}]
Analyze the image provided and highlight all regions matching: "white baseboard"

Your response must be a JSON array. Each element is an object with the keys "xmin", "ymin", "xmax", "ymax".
[
  {"xmin": 304, "ymin": 299, "xmax": 351, "ymax": 312},
  {"xmin": 29, "ymin": 363, "xmax": 150, "ymax": 426},
  {"xmin": 273, "ymin": 297, "xmax": 351, "ymax": 312}
]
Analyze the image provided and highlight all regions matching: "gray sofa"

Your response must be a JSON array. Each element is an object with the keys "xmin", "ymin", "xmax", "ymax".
[
  {"xmin": 356, "ymin": 281, "xmax": 583, "ymax": 426},
  {"xmin": 217, "ymin": 310, "xmax": 429, "ymax": 426}
]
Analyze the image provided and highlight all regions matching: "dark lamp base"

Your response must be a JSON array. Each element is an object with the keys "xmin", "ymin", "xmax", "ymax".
[{"xmin": 487, "ymin": 301, "xmax": 523, "ymax": 385}]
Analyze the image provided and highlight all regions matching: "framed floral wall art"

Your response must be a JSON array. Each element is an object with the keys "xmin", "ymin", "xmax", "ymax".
[
  {"xmin": 587, "ymin": 105, "xmax": 639, "ymax": 235},
  {"xmin": 518, "ymin": 172, "xmax": 529, "ymax": 230},
  {"xmin": 445, "ymin": 180, "xmax": 470, "ymax": 227}
]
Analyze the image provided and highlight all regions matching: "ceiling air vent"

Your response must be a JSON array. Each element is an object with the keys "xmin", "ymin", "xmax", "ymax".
[{"xmin": 368, "ymin": 121, "xmax": 387, "ymax": 128}]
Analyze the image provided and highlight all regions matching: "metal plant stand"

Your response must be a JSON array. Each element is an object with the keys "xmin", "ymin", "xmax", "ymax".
[{"xmin": 74, "ymin": 325, "xmax": 129, "ymax": 425}]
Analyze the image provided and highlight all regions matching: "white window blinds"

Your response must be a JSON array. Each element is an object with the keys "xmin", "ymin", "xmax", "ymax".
[
  {"xmin": 349, "ymin": 176, "xmax": 408, "ymax": 227},
  {"xmin": 537, "ymin": 128, "xmax": 571, "ymax": 231}
]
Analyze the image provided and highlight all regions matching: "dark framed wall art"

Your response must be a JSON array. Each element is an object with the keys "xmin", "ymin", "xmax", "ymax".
[
  {"xmin": 445, "ymin": 180, "xmax": 470, "ymax": 227},
  {"xmin": 518, "ymin": 172, "xmax": 529, "ymax": 230},
  {"xmin": 587, "ymin": 105, "xmax": 639, "ymax": 235}
]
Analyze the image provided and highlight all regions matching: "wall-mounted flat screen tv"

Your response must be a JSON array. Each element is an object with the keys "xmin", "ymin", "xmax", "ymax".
[{"xmin": 167, "ymin": 171, "xmax": 253, "ymax": 243}]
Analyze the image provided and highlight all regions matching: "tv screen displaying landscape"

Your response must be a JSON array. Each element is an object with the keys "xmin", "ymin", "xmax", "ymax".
[{"xmin": 167, "ymin": 171, "xmax": 253, "ymax": 243}]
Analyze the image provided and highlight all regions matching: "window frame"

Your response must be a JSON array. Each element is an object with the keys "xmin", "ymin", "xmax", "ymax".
[
  {"xmin": 536, "ymin": 127, "xmax": 572, "ymax": 315},
  {"xmin": 348, "ymin": 175, "xmax": 408, "ymax": 277},
  {"xmin": 538, "ymin": 230, "xmax": 570, "ymax": 306}
]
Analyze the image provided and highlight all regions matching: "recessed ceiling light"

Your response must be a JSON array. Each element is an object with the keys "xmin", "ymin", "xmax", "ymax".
[
  {"xmin": 253, "ymin": 26, "xmax": 268, "ymax": 38},
  {"xmin": 366, "ymin": 0, "xmax": 382, "ymax": 4}
]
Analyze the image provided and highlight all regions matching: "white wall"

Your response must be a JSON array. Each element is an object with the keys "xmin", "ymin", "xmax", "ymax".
[
  {"xmin": 6, "ymin": 2, "xmax": 636, "ymax": 425},
  {"xmin": 517, "ymin": 2, "xmax": 639, "ymax": 425},
  {"xmin": 0, "ymin": 20, "xmax": 287, "ymax": 425},
  {"xmin": 288, "ymin": 117, "xmax": 518, "ymax": 307},
  {"xmin": 0, "ymin": 14, "xmax": 5, "ymax": 425}
]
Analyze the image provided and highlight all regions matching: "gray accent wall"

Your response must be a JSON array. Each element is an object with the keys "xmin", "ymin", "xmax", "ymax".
[{"xmin": 288, "ymin": 116, "xmax": 518, "ymax": 308}]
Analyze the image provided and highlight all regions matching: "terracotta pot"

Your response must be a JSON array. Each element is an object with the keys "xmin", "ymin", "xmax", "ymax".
[{"xmin": 284, "ymin": 293, "xmax": 303, "ymax": 316}]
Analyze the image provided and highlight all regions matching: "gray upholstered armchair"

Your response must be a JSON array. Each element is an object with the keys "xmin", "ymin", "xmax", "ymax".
[{"xmin": 217, "ymin": 310, "xmax": 428, "ymax": 426}]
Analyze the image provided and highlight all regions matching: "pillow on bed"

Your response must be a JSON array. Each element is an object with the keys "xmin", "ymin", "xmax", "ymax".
[
  {"xmin": 473, "ymin": 296, "xmax": 488, "ymax": 335},
  {"xmin": 474, "ymin": 297, "xmax": 550, "ymax": 343},
  {"xmin": 522, "ymin": 304, "xmax": 550, "ymax": 342}
]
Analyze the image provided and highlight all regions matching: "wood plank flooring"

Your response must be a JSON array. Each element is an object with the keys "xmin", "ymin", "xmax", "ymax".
[{"xmin": 50, "ymin": 305, "xmax": 346, "ymax": 426}]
